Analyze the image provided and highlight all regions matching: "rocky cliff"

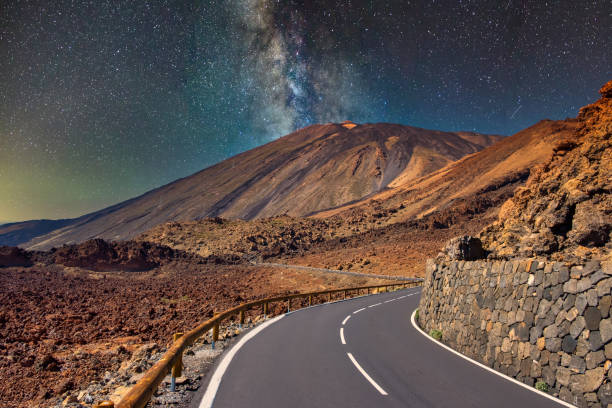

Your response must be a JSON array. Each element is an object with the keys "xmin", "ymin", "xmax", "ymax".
[{"xmin": 480, "ymin": 81, "xmax": 612, "ymax": 262}]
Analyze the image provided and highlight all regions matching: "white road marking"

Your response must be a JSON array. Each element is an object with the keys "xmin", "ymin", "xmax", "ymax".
[
  {"xmin": 353, "ymin": 307, "xmax": 366, "ymax": 314},
  {"xmin": 384, "ymin": 299, "xmax": 396, "ymax": 303},
  {"xmin": 368, "ymin": 302, "xmax": 382, "ymax": 308},
  {"xmin": 342, "ymin": 315, "xmax": 351, "ymax": 325},
  {"xmin": 346, "ymin": 352, "xmax": 388, "ymax": 396},
  {"xmin": 199, "ymin": 315, "xmax": 284, "ymax": 408},
  {"xmin": 409, "ymin": 310, "xmax": 574, "ymax": 408},
  {"xmin": 340, "ymin": 327, "xmax": 346, "ymax": 344}
]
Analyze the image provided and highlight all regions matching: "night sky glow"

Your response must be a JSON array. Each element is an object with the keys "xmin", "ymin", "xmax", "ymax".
[{"xmin": 1, "ymin": 0, "xmax": 610, "ymax": 222}]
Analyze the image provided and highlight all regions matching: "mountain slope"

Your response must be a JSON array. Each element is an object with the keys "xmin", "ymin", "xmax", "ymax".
[
  {"xmin": 0, "ymin": 219, "xmax": 73, "ymax": 247},
  {"xmin": 314, "ymin": 118, "xmax": 579, "ymax": 224},
  {"xmin": 23, "ymin": 122, "xmax": 501, "ymax": 249}
]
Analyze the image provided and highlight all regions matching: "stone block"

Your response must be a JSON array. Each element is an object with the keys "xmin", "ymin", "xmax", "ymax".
[
  {"xmin": 597, "ymin": 382, "xmax": 612, "ymax": 407},
  {"xmin": 558, "ymin": 265, "xmax": 570, "ymax": 281},
  {"xmin": 582, "ymin": 260, "xmax": 600, "ymax": 276},
  {"xmin": 570, "ymin": 355, "xmax": 586, "ymax": 373},
  {"xmin": 566, "ymin": 307, "xmax": 579, "ymax": 322},
  {"xmin": 596, "ymin": 278, "xmax": 612, "ymax": 297},
  {"xmin": 585, "ymin": 350, "xmax": 605, "ymax": 370},
  {"xmin": 570, "ymin": 367, "xmax": 605, "ymax": 393},
  {"xmin": 537, "ymin": 336, "xmax": 546, "ymax": 350},
  {"xmin": 501, "ymin": 337, "xmax": 512, "ymax": 353},
  {"xmin": 563, "ymin": 293, "xmax": 576, "ymax": 311},
  {"xmin": 606, "ymin": 343, "xmax": 612, "ymax": 360},
  {"xmin": 571, "ymin": 265, "xmax": 583, "ymax": 279},
  {"xmin": 576, "ymin": 338, "xmax": 590, "ymax": 357},
  {"xmin": 584, "ymin": 307, "xmax": 601, "ymax": 330},
  {"xmin": 603, "ymin": 261, "xmax": 612, "ymax": 275},
  {"xmin": 542, "ymin": 365, "xmax": 556, "ymax": 386},
  {"xmin": 590, "ymin": 271, "xmax": 607, "ymax": 285},
  {"xmin": 588, "ymin": 331, "xmax": 603, "ymax": 351},
  {"xmin": 562, "ymin": 335, "xmax": 578, "ymax": 353},
  {"xmin": 563, "ymin": 279, "xmax": 578, "ymax": 294},
  {"xmin": 545, "ymin": 337, "xmax": 562, "ymax": 352},
  {"xmin": 599, "ymin": 295, "xmax": 611, "ymax": 318},
  {"xmin": 531, "ymin": 360, "xmax": 542, "ymax": 378},
  {"xmin": 561, "ymin": 352, "xmax": 572, "ymax": 367},
  {"xmin": 558, "ymin": 320, "xmax": 571, "ymax": 338},
  {"xmin": 586, "ymin": 289, "xmax": 598, "ymax": 307},
  {"xmin": 544, "ymin": 324, "xmax": 559, "ymax": 338},
  {"xmin": 550, "ymin": 284, "xmax": 563, "ymax": 301},
  {"xmin": 576, "ymin": 276, "xmax": 592, "ymax": 293},
  {"xmin": 570, "ymin": 316, "xmax": 586, "ymax": 339},
  {"xmin": 575, "ymin": 295, "xmax": 588, "ymax": 315},
  {"xmin": 599, "ymin": 317, "xmax": 612, "ymax": 343},
  {"xmin": 557, "ymin": 366, "xmax": 572, "ymax": 386}
]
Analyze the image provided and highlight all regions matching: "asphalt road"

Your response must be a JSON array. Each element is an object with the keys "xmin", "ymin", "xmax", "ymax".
[{"xmin": 199, "ymin": 288, "xmax": 567, "ymax": 408}]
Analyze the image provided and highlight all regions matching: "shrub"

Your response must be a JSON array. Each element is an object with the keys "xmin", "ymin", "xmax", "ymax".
[
  {"xmin": 429, "ymin": 329, "xmax": 442, "ymax": 341},
  {"xmin": 535, "ymin": 381, "xmax": 549, "ymax": 392},
  {"xmin": 415, "ymin": 308, "xmax": 419, "ymax": 321}
]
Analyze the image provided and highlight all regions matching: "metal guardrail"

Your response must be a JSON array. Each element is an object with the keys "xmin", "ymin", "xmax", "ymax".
[{"xmin": 94, "ymin": 280, "xmax": 422, "ymax": 408}]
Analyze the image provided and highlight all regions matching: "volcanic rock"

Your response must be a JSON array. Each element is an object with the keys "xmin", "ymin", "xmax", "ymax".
[
  {"xmin": 0, "ymin": 246, "xmax": 32, "ymax": 267},
  {"xmin": 479, "ymin": 80, "xmax": 612, "ymax": 261}
]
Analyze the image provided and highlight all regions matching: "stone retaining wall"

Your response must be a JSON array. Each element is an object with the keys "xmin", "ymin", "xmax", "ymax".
[{"xmin": 418, "ymin": 259, "xmax": 612, "ymax": 407}]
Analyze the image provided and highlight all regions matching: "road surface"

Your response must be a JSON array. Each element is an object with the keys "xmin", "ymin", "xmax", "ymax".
[{"xmin": 198, "ymin": 288, "xmax": 568, "ymax": 408}]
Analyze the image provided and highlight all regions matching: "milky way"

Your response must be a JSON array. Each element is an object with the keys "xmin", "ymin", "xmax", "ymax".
[{"xmin": 0, "ymin": 0, "xmax": 610, "ymax": 222}]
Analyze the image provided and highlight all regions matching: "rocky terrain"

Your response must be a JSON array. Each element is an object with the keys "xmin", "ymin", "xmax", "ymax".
[
  {"xmin": 480, "ymin": 80, "xmax": 612, "ymax": 262},
  {"xmin": 0, "ymin": 249, "xmax": 391, "ymax": 408},
  {"xmin": 6, "ymin": 122, "xmax": 499, "ymax": 250}
]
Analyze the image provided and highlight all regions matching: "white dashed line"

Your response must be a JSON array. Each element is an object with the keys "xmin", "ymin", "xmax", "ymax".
[
  {"xmin": 346, "ymin": 353, "xmax": 388, "ymax": 396},
  {"xmin": 340, "ymin": 327, "xmax": 346, "ymax": 344},
  {"xmin": 353, "ymin": 307, "xmax": 366, "ymax": 314},
  {"xmin": 368, "ymin": 302, "xmax": 382, "ymax": 308},
  {"xmin": 342, "ymin": 315, "xmax": 351, "ymax": 325}
]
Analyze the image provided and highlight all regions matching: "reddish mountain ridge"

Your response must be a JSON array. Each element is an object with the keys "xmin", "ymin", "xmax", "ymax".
[{"xmin": 21, "ymin": 122, "xmax": 500, "ymax": 250}]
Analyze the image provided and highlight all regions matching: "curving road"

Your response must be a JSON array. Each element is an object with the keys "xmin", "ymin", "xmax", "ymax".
[{"xmin": 196, "ymin": 288, "xmax": 569, "ymax": 408}]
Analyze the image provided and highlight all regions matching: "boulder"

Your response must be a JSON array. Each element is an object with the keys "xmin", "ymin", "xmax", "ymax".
[{"xmin": 440, "ymin": 236, "xmax": 485, "ymax": 261}]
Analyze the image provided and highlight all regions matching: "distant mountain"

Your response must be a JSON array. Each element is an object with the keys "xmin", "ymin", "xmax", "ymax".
[
  {"xmin": 17, "ymin": 122, "xmax": 500, "ymax": 250},
  {"xmin": 0, "ymin": 219, "xmax": 74, "ymax": 247},
  {"xmin": 315, "ymin": 119, "xmax": 580, "ymax": 229}
]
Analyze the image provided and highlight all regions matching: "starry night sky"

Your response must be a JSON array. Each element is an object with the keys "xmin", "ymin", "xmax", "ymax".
[{"xmin": 1, "ymin": 0, "xmax": 610, "ymax": 222}]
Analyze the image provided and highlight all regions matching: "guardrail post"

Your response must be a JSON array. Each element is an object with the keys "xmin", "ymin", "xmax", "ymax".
[
  {"xmin": 343, "ymin": 290, "xmax": 346, "ymax": 300},
  {"xmin": 287, "ymin": 298, "xmax": 291, "ymax": 313},
  {"xmin": 308, "ymin": 295, "xmax": 312, "ymax": 306},
  {"xmin": 239, "ymin": 309, "xmax": 245, "ymax": 328},
  {"xmin": 171, "ymin": 332, "xmax": 184, "ymax": 392},
  {"xmin": 328, "ymin": 293, "xmax": 331, "ymax": 302},
  {"xmin": 212, "ymin": 322, "xmax": 219, "ymax": 350},
  {"xmin": 263, "ymin": 302, "xmax": 268, "ymax": 318}
]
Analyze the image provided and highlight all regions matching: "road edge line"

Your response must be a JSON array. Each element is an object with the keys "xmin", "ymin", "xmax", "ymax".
[
  {"xmin": 409, "ymin": 309, "xmax": 576, "ymax": 408},
  {"xmin": 346, "ymin": 352, "xmax": 388, "ymax": 396},
  {"xmin": 199, "ymin": 315, "xmax": 284, "ymax": 408}
]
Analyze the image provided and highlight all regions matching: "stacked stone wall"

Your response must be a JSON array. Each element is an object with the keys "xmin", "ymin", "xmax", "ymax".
[{"xmin": 418, "ymin": 259, "xmax": 612, "ymax": 407}]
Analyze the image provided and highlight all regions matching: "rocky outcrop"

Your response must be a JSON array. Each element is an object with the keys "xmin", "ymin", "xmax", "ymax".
[
  {"xmin": 0, "ymin": 246, "xmax": 32, "ymax": 267},
  {"xmin": 50, "ymin": 239, "xmax": 178, "ymax": 271},
  {"xmin": 480, "ymin": 81, "xmax": 612, "ymax": 262},
  {"xmin": 419, "ymin": 259, "xmax": 612, "ymax": 407},
  {"xmin": 437, "ymin": 235, "xmax": 485, "ymax": 261}
]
